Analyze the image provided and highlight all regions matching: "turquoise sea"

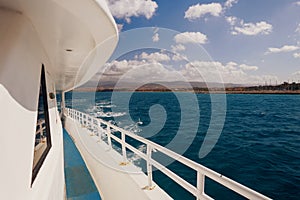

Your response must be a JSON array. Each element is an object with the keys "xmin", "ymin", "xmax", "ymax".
[{"xmin": 65, "ymin": 92, "xmax": 300, "ymax": 200}]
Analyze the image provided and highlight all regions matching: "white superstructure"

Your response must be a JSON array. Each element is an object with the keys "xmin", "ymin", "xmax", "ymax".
[{"xmin": 0, "ymin": 0, "xmax": 118, "ymax": 199}]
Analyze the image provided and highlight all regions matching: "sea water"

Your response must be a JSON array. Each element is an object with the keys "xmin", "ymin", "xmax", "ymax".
[{"xmin": 65, "ymin": 92, "xmax": 300, "ymax": 200}]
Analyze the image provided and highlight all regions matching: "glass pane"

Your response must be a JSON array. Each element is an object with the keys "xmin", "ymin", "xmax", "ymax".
[{"xmin": 32, "ymin": 65, "xmax": 52, "ymax": 184}]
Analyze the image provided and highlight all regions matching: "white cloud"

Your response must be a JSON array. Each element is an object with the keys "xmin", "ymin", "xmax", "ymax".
[
  {"xmin": 233, "ymin": 21, "xmax": 272, "ymax": 36},
  {"xmin": 293, "ymin": 71, "xmax": 300, "ymax": 76},
  {"xmin": 266, "ymin": 45, "xmax": 300, "ymax": 54},
  {"xmin": 183, "ymin": 61, "xmax": 239, "ymax": 83},
  {"xmin": 294, "ymin": 1, "xmax": 300, "ymax": 6},
  {"xmin": 103, "ymin": 58, "xmax": 275, "ymax": 84},
  {"xmin": 291, "ymin": 71, "xmax": 300, "ymax": 82},
  {"xmin": 103, "ymin": 59, "xmax": 183, "ymax": 82},
  {"xmin": 239, "ymin": 64, "xmax": 258, "ymax": 71},
  {"xmin": 184, "ymin": 3, "xmax": 222, "ymax": 20},
  {"xmin": 295, "ymin": 23, "xmax": 300, "ymax": 33},
  {"xmin": 140, "ymin": 52, "xmax": 170, "ymax": 62},
  {"xmin": 224, "ymin": 0, "xmax": 238, "ymax": 9},
  {"xmin": 182, "ymin": 61, "xmax": 222, "ymax": 82},
  {"xmin": 171, "ymin": 44, "xmax": 186, "ymax": 52},
  {"xmin": 184, "ymin": 61, "xmax": 275, "ymax": 84},
  {"xmin": 103, "ymin": 59, "xmax": 146, "ymax": 75},
  {"xmin": 226, "ymin": 15, "xmax": 272, "ymax": 36},
  {"xmin": 293, "ymin": 52, "xmax": 300, "ymax": 58},
  {"xmin": 225, "ymin": 16, "xmax": 238, "ymax": 26},
  {"xmin": 105, "ymin": 0, "xmax": 158, "ymax": 23},
  {"xmin": 225, "ymin": 62, "xmax": 238, "ymax": 70},
  {"xmin": 152, "ymin": 33, "xmax": 159, "ymax": 42},
  {"xmin": 172, "ymin": 53, "xmax": 188, "ymax": 61},
  {"xmin": 174, "ymin": 32, "xmax": 208, "ymax": 44}
]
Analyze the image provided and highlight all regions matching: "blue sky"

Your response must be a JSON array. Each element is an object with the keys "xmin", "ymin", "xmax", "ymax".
[{"xmin": 103, "ymin": 0, "xmax": 300, "ymax": 85}]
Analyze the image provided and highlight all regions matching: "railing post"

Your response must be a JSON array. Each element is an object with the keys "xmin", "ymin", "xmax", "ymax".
[
  {"xmin": 98, "ymin": 120, "xmax": 102, "ymax": 139},
  {"xmin": 85, "ymin": 114, "xmax": 87, "ymax": 126},
  {"xmin": 121, "ymin": 132, "xmax": 127, "ymax": 161},
  {"xmin": 197, "ymin": 171, "xmax": 205, "ymax": 200},
  {"xmin": 147, "ymin": 145, "xmax": 153, "ymax": 188},
  {"xmin": 93, "ymin": 119, "xmax": 96, "ymax": 133},
  {"xmin": 107, "ymin": 125, "xmax": 112, "ymax": 148},
  {"xmin": 89, "ymin": 116, "xmax": 91, "ymax": 128}
]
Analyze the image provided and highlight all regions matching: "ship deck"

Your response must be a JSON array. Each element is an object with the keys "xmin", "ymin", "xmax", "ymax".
[
  {"xmin": 63, "ymin": 129, "xmax": 101, "ymax": 200},
  {"xmin": 64, "ymin": 116, "xmax": 172, "ymax": 200}
]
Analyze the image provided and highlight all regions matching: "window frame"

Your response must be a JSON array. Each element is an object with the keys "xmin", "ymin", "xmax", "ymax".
[{"xmin": 31, "ymin": 64, "xmax": 52, "ymax": 185}]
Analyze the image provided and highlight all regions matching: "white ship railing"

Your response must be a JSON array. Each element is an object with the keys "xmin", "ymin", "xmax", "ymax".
[
  {"xmin": 35, "ymin": 119, "xmax": 46, "ymax": 144},
  {"xmin": 64, "ymin": 108, "xmax": 271, "ymax": 200},
  {"xmin": 36, "ymin": 119, "xmax": 45, "ymax": 135}
]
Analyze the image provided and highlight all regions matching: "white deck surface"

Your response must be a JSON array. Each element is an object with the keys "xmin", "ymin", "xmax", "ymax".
[{"xmin": 65, "ymin": 116, "xmax": 172, "ymax": 200}]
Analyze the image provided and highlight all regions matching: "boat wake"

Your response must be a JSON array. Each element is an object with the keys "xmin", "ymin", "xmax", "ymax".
[
  {"xmin": 95, "ymin": 111, "xmax": 126, "ymax": 118},
  {"xmin": 95, "ymin": 102, "xmax": 116, "ymax": 108},
  {"xmin": 86, "ymin": 103, "xmax": 126, "ymax": 118}
]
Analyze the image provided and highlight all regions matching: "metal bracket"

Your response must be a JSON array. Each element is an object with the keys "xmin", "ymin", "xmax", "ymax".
[
  {"xmin": 119, "ymin": 161, "xmax": 129, "ymax": 166},
  {"xmin": 142, "ymin": 185, "xmax": 156, "ymax": 190}
]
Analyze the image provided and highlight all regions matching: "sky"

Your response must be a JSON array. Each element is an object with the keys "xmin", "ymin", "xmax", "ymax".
[{"xmin": 99, "ymin": 0, "xmax": 300, "ymax": 85}]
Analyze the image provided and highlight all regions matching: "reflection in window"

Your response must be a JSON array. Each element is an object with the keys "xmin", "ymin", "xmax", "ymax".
[{"xmin": 32, "ymin": 65, "xmax": 52, "ymax": 184}]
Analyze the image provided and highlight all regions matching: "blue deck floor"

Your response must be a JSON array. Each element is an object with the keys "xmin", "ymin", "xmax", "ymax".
[{"xmin": 63, "ymin": 129, "xmax": 101, "ymax": 200}]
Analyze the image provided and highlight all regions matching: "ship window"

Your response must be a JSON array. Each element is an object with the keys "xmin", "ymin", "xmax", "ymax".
[{"xmin": 32, "ymin": 65, "xmax": 52, "ymax": 185}]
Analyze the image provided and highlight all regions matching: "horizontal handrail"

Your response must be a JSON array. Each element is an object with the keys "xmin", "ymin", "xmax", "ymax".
[
  {"xmin": 64, "ymin": 107, "xmax": 271, "ymax": 200},
  {"xmin": 36, "ymin": 119, "xmax": 46, "ymax": 135}
]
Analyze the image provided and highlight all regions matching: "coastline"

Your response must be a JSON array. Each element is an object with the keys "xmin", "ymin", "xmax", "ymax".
[
  {"xmin": 73, "ymin": 82, "xmax": 300, "ymax": 95},
  {"xmin": 220, "ymin": 90, "xmax": 300, "ymax": 94},
  {"xmin": 73, "ymin": 88, "xmax": 300, "ymax": 94}
]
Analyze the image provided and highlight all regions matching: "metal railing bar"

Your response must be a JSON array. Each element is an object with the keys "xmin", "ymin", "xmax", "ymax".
[
  {"xmin": 124, "ymin": 142, "xmax": 148, "ymax": 161},
  {"xmin": 150, "ymin": 157, "xmax": 198, "ymax": 197},
  {"xmin": 109, "ymin": 133, "xmax": 122, "ymax": 145}
]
